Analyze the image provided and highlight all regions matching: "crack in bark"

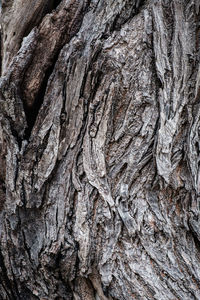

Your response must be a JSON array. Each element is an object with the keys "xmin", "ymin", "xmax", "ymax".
[
  {"xmin": 0, "ymin": 249, "xmax": 16, "ymax": 300},
  {"xmin": 110, "ymin": 0, "xmax": 146, "ymax": 32}
]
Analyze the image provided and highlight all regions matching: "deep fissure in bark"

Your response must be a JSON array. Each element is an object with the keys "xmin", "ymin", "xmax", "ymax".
[
  {"xmin": 24, "ymin": 52, "xmax": 60, "ymax": 139},
  {"xmin": 52, "ymin": 0, "xmax": 63, "ymax": 10},
  {"xmin": 0, "ymin": 249, "xmax": 16, "ymax": 300},
  {"xmin": 110, "ymin": 0, "xmax": 146, "ymax": 32}
]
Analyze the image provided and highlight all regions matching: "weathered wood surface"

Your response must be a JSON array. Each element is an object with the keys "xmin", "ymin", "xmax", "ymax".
[{"xmin": 0, "ymin": 0, "xmax": 200, "ymax": 299}]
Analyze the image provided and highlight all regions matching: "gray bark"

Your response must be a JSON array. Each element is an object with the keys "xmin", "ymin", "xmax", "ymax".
[{"xmin": 0, "ymin": 0, "xmax": 200, "ymax": 299}]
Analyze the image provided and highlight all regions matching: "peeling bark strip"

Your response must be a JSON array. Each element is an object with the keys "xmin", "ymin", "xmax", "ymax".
[{"xmin": 0, "ymin": 0, "xmax": 200, "ymax": 299}]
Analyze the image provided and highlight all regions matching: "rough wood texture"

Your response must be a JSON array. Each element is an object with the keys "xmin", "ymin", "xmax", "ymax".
[{"xmin": 0, "ymin": 0, "xmax": 200, "ymax": 299}]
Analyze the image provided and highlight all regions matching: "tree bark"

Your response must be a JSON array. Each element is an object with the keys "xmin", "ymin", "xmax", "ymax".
[{"xmin": 0, "ymin": 0, "xmax": 200, "ymax": 299}]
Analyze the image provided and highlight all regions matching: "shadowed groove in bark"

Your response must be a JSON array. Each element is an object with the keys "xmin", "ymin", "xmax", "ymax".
[
  {"xmin": 20, "ymin": 1, "xmax": 91, "ymax": 139},
  {"xmin": 52, "ymin": 0, "xmax": 63, "ymax": 10},
  {"xmin": 110, "ymin": 0, "xmax": 146, "ymax": 32},
  {"xmin": 20, "ymin": 0, "xmax": 63, "ymax": 50},
  {"xmin": 0, "ymin": 249, "xmax": 16, "ymax": 300},
  {"xmin": 24, "ymin": 51, "xmax": 60, "ymax": 140}
]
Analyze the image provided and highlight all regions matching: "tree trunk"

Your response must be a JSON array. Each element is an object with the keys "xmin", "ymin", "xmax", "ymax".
[{"xmin": 0, "ymin": 0, "xmax": 200, "ymax": 299}]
